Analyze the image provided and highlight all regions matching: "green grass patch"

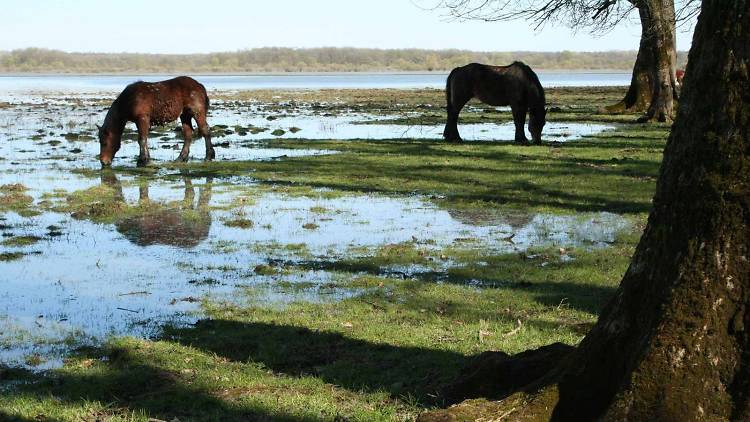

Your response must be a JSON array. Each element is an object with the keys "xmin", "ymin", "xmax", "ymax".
[
  {"xmin": 1, "ymin": 236, "xmax": 42, "ymax": 247},
  {"xmin": 223, "ymin": 217, "xmax": 254, "ymax": 229},
  {"xmin": 0, "ymin": 251, "xmax": 25, "ymax": 261}
]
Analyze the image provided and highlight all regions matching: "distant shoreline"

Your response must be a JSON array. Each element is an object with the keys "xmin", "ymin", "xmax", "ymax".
[{"xmin": 0, "ymin": 48, "xmax": 686, "ymax": 75}]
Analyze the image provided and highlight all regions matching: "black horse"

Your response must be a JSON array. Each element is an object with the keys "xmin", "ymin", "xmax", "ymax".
[{"xmin": 443, "ymin": 62, "xmax": 547, "ymax": 144}]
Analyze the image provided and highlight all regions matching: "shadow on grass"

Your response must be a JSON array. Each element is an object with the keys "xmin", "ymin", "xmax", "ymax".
[
  {"xmin": 107, "ymin": 135, "xmax": 665, "ymax": 215},
  {"xmin": 233, "ymin": 143, "xmax": 657, "ymax": 213},
  {"xmin": 278, "ymin": 258, "xmax": 617, "ymax": 317},
  {"xmin": 0, "ymin": 346, "xmax": 339, "ymax": 421},
  {"xmin": 1, "ymin": 318, "xmax": 473, "ymax": 419},
  {"xmin": 0, "ymin": 410, "xmax": 58, "ymax": 422},
  {"xmin": 0, "ymin": 312, "xmax": 596, "ymax": 420},
  {"xmin": 167, "ymin": 319, "xmax": 467, "ymax": 403}
]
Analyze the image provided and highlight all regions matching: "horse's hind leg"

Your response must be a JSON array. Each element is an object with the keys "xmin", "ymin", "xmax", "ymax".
[
  {"xmin": 444, "ymin": 107, "xmax": 462, "ymax": 142},
  {"xmin": 444, "ymin": 98, "xmax": 469, "ymax": 142},
  {"xmin": 443, "ymin": 71, "xmax": 470, "ymax": 142},
  {"xmin": 194, "ymin": 113, "xmax": 215, "ymax": 161},
  {"xmin": 511, "ymin": 105, "xmax": 529, "ymax": 144},
  {"xmin": 444, "ymin": 95, "xmax": 469, "ymax": 142},
  {"xmin": 177, "ymin": 112, "xmax": 193, "ymax": 162},
  {"xmin": 182, "ymin": 177, "xmax": 195, "ymax": 207},
  {"xmin": 135, "ymin": 117, "xmax": 151, "ymax": 166}
]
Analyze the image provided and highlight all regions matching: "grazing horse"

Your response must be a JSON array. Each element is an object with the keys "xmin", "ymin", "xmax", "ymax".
[
  {"xmin": 98, "ymin": 76, "xmax": 215, "ymax": 166},
  {"xmin": 443, "ymin": 62, "xmax": 547, "ymax": 144}
]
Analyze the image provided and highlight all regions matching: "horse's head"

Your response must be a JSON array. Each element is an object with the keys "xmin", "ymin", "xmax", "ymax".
[
  {"xmin": 529, "ymin": 107, "xmax": 547, "ymax": 144},
  {"xmin": 98, "ymin": 124, "xmax": 120, "ymax": 166}
]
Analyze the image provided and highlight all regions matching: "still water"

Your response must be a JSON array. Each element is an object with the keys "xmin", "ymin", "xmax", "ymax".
[{"xmin": 0, "ymin": 71, "xmax": 631, "ymax": 93}]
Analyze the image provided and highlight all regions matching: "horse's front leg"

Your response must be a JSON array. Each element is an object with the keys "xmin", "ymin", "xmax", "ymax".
[
  {"xmin": 136, "ymin": 117, "xmax": 151, "ymax": 166},
  {"xmin": 511, "ymin": 106, "xmax": 529, "ymax": 144},
  {"xmin": 177, "ymin": 113, "xmax": 193, "ymax": 162}
]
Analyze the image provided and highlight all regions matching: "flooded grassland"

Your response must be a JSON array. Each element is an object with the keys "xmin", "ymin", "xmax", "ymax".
[{"xmin": 0, "ymin": 86, "xmax": 669, "ymax": 420}]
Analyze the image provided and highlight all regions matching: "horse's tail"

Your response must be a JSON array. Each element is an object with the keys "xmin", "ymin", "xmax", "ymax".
[
  {"xmin": 445, "ymin": 68, "xmax": 458, "ymax": 112},
  {"xmin": 204, "ymin": 92, "xmax": 210, "ymax": 111}
]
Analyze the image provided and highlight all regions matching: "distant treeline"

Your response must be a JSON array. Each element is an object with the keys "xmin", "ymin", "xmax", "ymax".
[{"xmin": 0, "ymin": 48, "xmax": 689, "ymax": 73}]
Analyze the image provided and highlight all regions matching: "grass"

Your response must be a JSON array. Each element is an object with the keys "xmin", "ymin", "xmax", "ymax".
[
  {"xmin": 1, "ymin": 236, "xmax": 42, "ymax": 247},
  {"xmin": 164, "ymin": 128, "xmax": 663, "ymax": 216},
  {"xmin": 0, "ymin": 251, "xmax": 25, "ymax": 261},
  {"xmin": 0, "ymin": 241, "xmax": 633, "ymax": 420},
  {"xmin": 0, "ymin": 184, "xmax": 35, "ymax": 215},
  {"xmin": 0, "ymin": 86, "xmax": 670, "ymax": 421},
  {"xmin": 222, "ymin": 217, "xmax": 255, "ymax": 229}
]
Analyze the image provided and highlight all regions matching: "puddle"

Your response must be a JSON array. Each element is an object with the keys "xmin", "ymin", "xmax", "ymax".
[
  {"xmin": 0, "ymin": 172, "xmax": 630, "ymax": 368},
  {"xmin": 0, "ymin": 90, "xmax": 624, "ymax": 369}
]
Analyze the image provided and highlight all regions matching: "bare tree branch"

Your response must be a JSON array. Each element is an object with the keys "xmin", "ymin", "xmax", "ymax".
[{"xmin": 420, "ymin": 0, "xmax": 694, "ymax": 34}]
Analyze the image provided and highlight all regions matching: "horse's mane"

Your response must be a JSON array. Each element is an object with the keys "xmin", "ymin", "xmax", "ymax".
[
  {"xmin": 113, "ymin": 81, "xmax": 145, "ymax": 103},
  {"xmin": 512, "ymin": 61, "xmax": 545, "ymax": 105},
  {"xmin": 103, "ymin": 81, "xmax": 144, "ymax": 130}
]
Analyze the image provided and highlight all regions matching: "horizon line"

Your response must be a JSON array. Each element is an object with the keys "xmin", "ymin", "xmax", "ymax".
[{"xmin": 0, "ymin": 47, "xmax": 691, "ymax": 56}]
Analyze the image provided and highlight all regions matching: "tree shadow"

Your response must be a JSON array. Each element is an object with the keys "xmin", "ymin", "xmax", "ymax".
[
  {"xmin": 167, "ymin": 319, "xmax": 469, "ymax": 405},
  {"xmin": 278, "ymin": 257, "xmax": 617, "ymax": 317},
  {"xmin": 167, "ymin": 318, "xmax": 590, "ymax": 410},
  {"xmin": 2, "ymin": 315, "xmax": 585, "ymax": 419},
  {"xmin": 0, "ymin": 348, "xmax": 325, "ymax": 422}
]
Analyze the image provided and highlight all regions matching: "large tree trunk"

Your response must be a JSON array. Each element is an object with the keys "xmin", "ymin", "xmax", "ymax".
[
  {"xmin": 553, "ymin": 0, "xmax": 750, "ymax": 419},
  {"xmin": 419, "ymin": 1, "xmax": 749, "ymax": 420},
  {"xmin": 606, "ymin": 0, "xmax": 679, "ymax": 122}
]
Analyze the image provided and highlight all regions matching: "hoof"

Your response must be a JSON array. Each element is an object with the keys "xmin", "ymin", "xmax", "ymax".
[
  {"xmin": 206, "ymin": 149, "xmax": 216, "ymax": 161},
  {"xmin": 175, "ymin": 154, "xmax": 189, "ymax": 163},
  {"xmin": 514, "ymin": 138, "xmax": 530, "ymax": 145},
  {"xmin": 136, "ymin": 158, "xmax": 150, "ymax": 167}
]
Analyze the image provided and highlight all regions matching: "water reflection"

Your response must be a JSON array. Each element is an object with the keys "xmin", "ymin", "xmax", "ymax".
[
  {"xmin": 446, "ymin": 208, "xmax": 534, "ymax": 230},
  {"xmin": 100, "ymin": 172, "xmax": 213, "ymax": 248}
]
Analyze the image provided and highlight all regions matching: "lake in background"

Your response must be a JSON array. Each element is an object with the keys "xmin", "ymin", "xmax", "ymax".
[{"xmin": 0, "ymin": 72, "xmax": 630, "ymax": 93}]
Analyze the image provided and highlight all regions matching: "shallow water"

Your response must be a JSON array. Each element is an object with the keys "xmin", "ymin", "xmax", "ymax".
[
  {"xmin": 0, "ymin": 90, "xmax": 626, "ymax": 369},
  {"xmin": 0, "ymin": 173, "xmax": 629, "ymax": 367},
  {"xmin": 0, "ymin": 95, "xmax": 612, "ymax": 168},
  {"xmin": 0, "ymin": 72, "xmax": 631, "ymax": 93}
]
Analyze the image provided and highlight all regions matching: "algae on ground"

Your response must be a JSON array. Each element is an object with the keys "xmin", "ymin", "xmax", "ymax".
[
  {"xmin": 1, "ymin": 236, "xmax": 42, "ymax": 247},
  {"xmin": 0, "ymin": 184, "xmax": 34, "ymax": 214}
]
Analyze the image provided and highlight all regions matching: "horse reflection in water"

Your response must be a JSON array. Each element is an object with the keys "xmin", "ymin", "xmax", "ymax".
[
  {"xmin": 101, "ymin": 172, "xmax": 213, "ymax": 248},
  {"xmin": 447, "ymin": 208, "xmax": 534, "ymax": 230}
]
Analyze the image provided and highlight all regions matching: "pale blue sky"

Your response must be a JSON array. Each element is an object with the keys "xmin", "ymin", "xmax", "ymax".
[{"xmin": 1, "ymin": 0, "xmax": 694, "ymax": 53}]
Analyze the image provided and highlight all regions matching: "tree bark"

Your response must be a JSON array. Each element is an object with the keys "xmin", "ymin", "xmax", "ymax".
[
  {"xmin": 553, "ymin": 0, "xmax": 750, "ymax": 419},
  {"xmin": 606, "ymin": 0, "xmax": 679, "ymax": 122}
]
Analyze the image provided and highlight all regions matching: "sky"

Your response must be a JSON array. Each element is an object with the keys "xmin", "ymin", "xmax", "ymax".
[{"xmin": 1, "ymin": 0, "xmax": 695, "ymax": 54}]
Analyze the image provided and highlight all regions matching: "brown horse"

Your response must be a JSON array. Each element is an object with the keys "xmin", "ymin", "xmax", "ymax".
[
  {"xmin": 443, "ymin": 62, "xmax": 547, "ymax": 144},
  {"xmin": 98, "ymin": 76, "xmax": 215, "ymax": 166}
]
